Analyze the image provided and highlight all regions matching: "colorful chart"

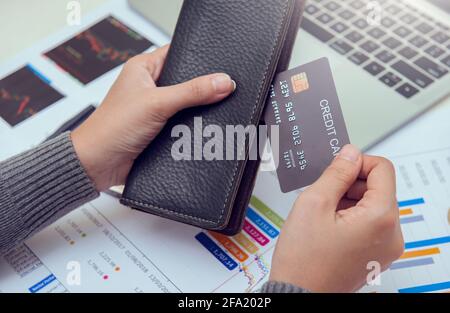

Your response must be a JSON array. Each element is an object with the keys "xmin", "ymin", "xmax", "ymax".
[
  {"xmin": 195, "ymin": 196, "xmax": 284, "ymax": 291},
  {"xmin": 0, "ymin": 65, "xmax": 64, "ymax": 126},
  {"xmin": 44, "ymin": 16, "xmax": 152, "ymax": 85},
  {"xmin": 361, "ymin": 148, "xmax": 450, "ymax": 293}
]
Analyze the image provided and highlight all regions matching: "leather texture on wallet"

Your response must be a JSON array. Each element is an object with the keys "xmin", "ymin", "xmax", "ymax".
[{"xmin": 121, "ymin": 0, "xmax": 305, "ymax": 234}]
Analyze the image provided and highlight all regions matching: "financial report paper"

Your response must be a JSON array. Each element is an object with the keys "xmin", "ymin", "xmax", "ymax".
[{"xmin": 1, "ymin": 0, "xmax": 450, "ymax": 293}]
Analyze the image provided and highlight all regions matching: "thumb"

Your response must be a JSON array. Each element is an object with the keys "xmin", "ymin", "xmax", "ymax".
[
  {"xmin": 152, "ymin": 73, "xmax": 236, "ymax": 118},
  {"xmin": 308, "ymin": 145, "xmax": 363, "ymax": 209}
]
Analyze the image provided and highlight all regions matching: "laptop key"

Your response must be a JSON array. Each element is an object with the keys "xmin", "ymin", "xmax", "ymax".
[
  {"xmin": 398, "ymin": 46, "xmax": 418, "ymax": 59},
  {"xmin": 396, "ymin": 83, "xmax": 419, "ymax": 98},
  {"xmin": 330, "ymin": 39, "xmax": 353, "ymax": 55},
  {"xmin": 353, "ymin": 18, "xmax": 369, "ymax": 30},
  {"xmin": 409, "ymin": 35, "xmax": 428, "ymax": 48},
  {"xmin": 425, "ymin": 45, "xmax": 445, "ymax": 58},
  {"xmin": 364, "ymin": 61, "xmax": 385, "ymax": 76},
  {"xmin": 381, "ymin": 17, "xmax": 396, "ymax": 28},
  {"xmin": 431, "ymin": 31, "xmax": 450, "ymax": 44},
  {"xmin": 382, "ymin": 37, "xmax": 402, "ymax": 49},
  {"xmin": 317, "ymin": 13, "xmax": 334, "ymax": 24},
  {"xmin": 339, "ymin": 9, "xmax": 355, "ymax": 20},
  {"xmin": 394, "ymin": 26, "xmax": 412, "ymax": 38},
  {"xmin": 361, "ymin": 40, "xmax": 380, "ymax": 53},
  {"xmin": 324, "ymin": 1, "xmax": 341, "ymax": 11},
  {"xmin": 348, "ymin": 51, "xmax": 369, "ymax": 65},
  {"xmin": 400, "ymin": 13, "xmax": 416, "ymax": 24},
  {"xmin": 416, "ymin": 22, "xmax": 433, "ymax": 34},
  {"xmin": 392, "ymin": 60, "xmax": 434, "ymax": 88},
  {"xmin": 380, "ymin": 72, "xmax": 402, "ymax": 87},
  {"xmin": 414, "ymin": 56, "xmax": 449, "ymax": 79},
  {"xmin": 350, "ymin": 0, "xmax": 365, "ymax": 10},
  {"xmin": 436, "ymin": 22, "xmax": 450, "ymax": 32},
  {"xmin": 368, "ymin": 28, "xmax": 387, "ymax": 39},
  {"xmin": 442, "ymin": 55, "xmax": 450, "ymax": 68},
  {"xmin": 305, "ymin": 4, "xmax": 320, "ymax": 15},
  {"xmin": 405, "ymin": 2, "xmax": 418, "ymax": 13},
  {"xmin": 301, "ymin": 18, "xmax": 334, "ymax": 43},
  {"xmin": 346, "ymin": 31, "xmax": 364, "ymax": 43},
  {"xmin": 376, "ymin": 50, "xmax": 396, "ymax": 63},
  {"xmin": 331, "ymin": 22, "xmax": 349, "ymax": 33},
  {"xmin": 386, "ymin": 5, "xmax": 401, "ymax": 15}
]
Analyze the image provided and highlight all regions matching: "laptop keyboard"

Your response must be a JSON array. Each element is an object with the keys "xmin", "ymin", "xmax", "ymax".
[{"xmin": 301, "ymin": 0, "xmax": 450, "ymax": 98}]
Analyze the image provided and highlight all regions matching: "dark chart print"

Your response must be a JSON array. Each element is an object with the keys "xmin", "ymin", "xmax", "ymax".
[
  {"xmin": 0, "ymin": 66, "xmax": 64, "ymax": 127},
  {"xmin": 44, "ymin": 16, "xmax": 153, "ymax": 85}
]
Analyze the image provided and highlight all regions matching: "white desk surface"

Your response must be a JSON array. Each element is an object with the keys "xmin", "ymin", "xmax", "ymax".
[{"xmin": 0, "ymin": 0, "xmax": 106, "ymax": 64}]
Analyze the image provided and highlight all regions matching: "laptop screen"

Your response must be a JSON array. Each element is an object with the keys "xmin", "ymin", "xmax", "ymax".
[{"xmin": 427, "ymin": 0, "xmax": 450, "ymax": 14}]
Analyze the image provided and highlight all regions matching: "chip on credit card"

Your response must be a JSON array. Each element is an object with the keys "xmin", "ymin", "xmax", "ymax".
[{"xmin": 264, "ymin": 57, "xmax": 350, "ymax": 193}]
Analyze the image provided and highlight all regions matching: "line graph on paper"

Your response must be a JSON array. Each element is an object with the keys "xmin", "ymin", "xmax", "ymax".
[
  {"xmin": 1, "ymin": 89, "xmax": 31, "ymax": 116},
  {"xmin": 0, "ymin": 65, "xmax": 64, "ymax": 127},
  {"xmin": 75, "ymin": 31, "xmax": 136, "ymax": 64},
  {"xmin": 44, "ymin": 16, "xmax": 152, "ymax": 85},
  {"xmin": 195, "ymin": 197, "xmax": 283, "ymax": 293}
]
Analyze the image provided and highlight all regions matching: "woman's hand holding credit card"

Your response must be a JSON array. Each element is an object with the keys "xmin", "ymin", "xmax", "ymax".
[
  {"xmin": 265, "ymin": 58, "xmax": 404, "ymax": 292},
  {"xmin": 265, "ymin": 57, "xmax": 350, "ymax": 193}
]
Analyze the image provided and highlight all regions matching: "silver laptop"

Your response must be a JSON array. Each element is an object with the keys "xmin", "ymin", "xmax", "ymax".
[{"xmin": 129, "ymin": 0, "xmax": 450, "ymax": 150}]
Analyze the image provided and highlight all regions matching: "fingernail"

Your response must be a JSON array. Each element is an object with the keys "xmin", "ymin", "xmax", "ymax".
[
  {"xmin": 231, "ymin": 79, "xmax": 237, "ymax": 91},
  {"xmin": 212, "ymin": 74, "xmax": 235, "ymax": 94},
  {"xmin": 338, "ymin": 144, "xmax": 361, "ymax": 163}
]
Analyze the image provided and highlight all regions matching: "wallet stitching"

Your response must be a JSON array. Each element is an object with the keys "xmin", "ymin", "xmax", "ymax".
[
  {"xmin": 123, "ymin": 199, "xmax": 217, "ymax": 225},
  {"xmin": 123, "ymin": 0, "xmax": 291, "ymax": 226}
]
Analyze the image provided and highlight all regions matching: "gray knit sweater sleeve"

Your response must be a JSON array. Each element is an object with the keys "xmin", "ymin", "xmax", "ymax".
[
  {"xmin": 260, "ymin": 281, "xmax": 309, "ymax": 293},
  {"xmin": 0, "ymin": 132, "xmax": 99, "ymax": 254}
]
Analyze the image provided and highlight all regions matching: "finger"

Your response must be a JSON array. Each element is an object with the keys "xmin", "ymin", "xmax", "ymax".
[
  {"xmin": 337, "ymin": 198, "xmax": 358, "ymax": 211},
  {"xmin": 346, "ymin": 180, "xmax": 368, "ymax": 200},
  {"xmin": 151, "ymin": 73, "xmax": 236, "ymax": 117},
  {"xmin": 132, "ymin": 45, "xmax": 170, "ymax": 80},
  {"xmin": 355, "ymin": 156, "xmax": 397, "ymax": 216},
  {"xmin": 308, "ymin": 144, "xmax": 363, "ymax": 210},
  {"xmin": 147, "ymin": 45, "xmax": 170, "ymax": 80},
  {"xmin": 360, "ymin": 155, "xmax": 396, "ymax": 197}
]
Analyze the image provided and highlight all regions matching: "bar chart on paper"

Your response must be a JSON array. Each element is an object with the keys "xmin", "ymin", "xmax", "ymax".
[
  {"xmin": 361, "ymin": 148, "xmax": 450, "ymax": 293},
  {"xmin": 20, "ymin": 170, "xmax": 297, "ymax": 293},
  {"xmin": 195, "ymin": 195, "xmax": 285, "ymax": 292}
]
